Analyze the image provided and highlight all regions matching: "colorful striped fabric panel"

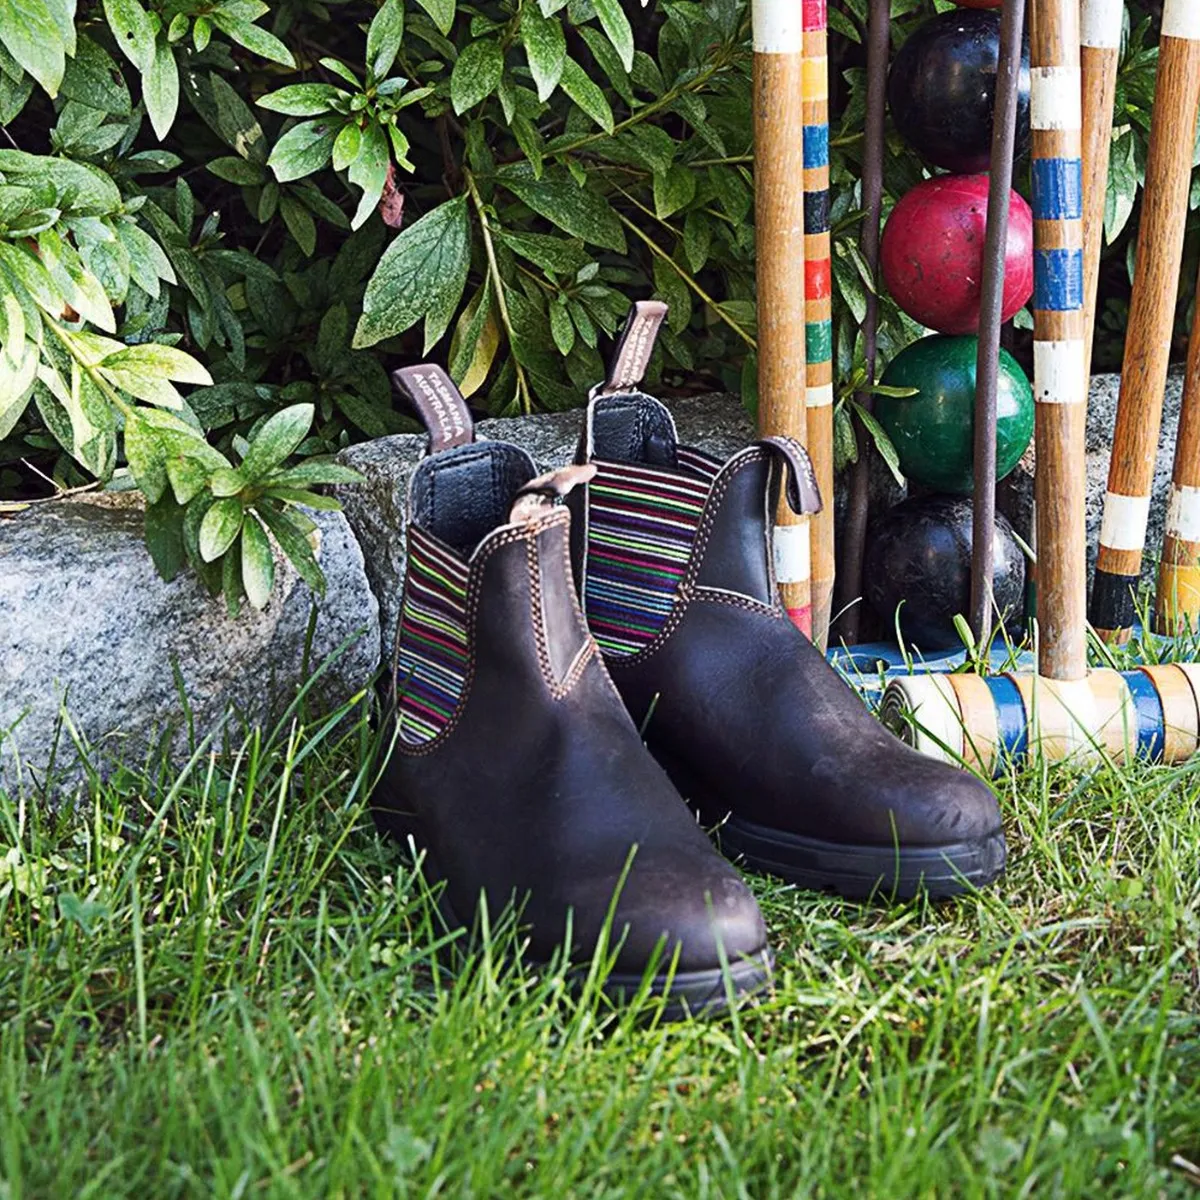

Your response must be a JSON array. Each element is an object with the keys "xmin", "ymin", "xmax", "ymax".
[
  {"xmin": 395, "ymin": 525, "xmax": 471, "ymax": 744},
  {"xmin": 585, "ymin": 457, "xmax": 714, "ymax": 657}
]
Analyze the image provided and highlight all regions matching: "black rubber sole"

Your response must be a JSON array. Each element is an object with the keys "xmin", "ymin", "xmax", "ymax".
[
  {"xmin": 715, "ymin": 816, "xmax": 1007, "ymax": 900},
  {"xmin": 371, "ymin": 800, "xmax": 772, "ymax": 1020}
]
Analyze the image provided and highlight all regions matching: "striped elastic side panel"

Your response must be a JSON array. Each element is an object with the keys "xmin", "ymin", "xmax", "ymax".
[
  {"xmin": 395, "ymin": 525, "xmax": 471, "ymax": 744},
  {"xmin": 675, "ymin": 445, "xmax": 723, "ymax": 481},
  {"xmin": 585, "ymin": 457, "xmax": 713, "ymax": 657}
]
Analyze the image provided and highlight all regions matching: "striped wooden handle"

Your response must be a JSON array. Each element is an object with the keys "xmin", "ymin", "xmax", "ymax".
[
  {"xmin": 753, "ymin": 0, "xmax": 812, "ymax": 635},
  {"xmin": 1091, "ymin": 0, "xmax": 1200, "ymax": 641},
  {"xmin": 802, "ymin": 0, "xmax": 835, "ymax": 650},
  {"xmin": 1155, "ymin": 258, "xmax": 1200, "ymax": 633},
  {"xmin": 1080, "ymin": 0, "xmax": 1124, "ymax": 372},
  {"xmin": 1030, "ymin": 0, "xmax": 1088, "ymax": 681}
]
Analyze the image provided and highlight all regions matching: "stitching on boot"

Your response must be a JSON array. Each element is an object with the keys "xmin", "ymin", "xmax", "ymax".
[
  {"xmin": 526, "ymin": 532, "xmax": 597, "ymax": 699},
  {"xmin": 694, "ymin": 585, "xmax": 785, "ymax": 618}
]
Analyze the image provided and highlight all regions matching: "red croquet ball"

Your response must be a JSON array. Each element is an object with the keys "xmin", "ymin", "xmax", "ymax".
[{"xmin": 880, "ymin": 174, "xmax": 1034, "ymax": 335}]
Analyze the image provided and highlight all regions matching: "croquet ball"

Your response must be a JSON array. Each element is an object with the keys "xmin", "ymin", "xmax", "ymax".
[
  {"xmin": 876, "ymin": 335, "xmax": 1034, "ymax": 494},
  {"xmin": 864, "ymin": 495, "xmax": 1025, "ymax": 651},
  {"xmin": 887, "ymin": 10, "xmax": 1031, "ymax": 173},
  {"xmin": 881, "ymin": 175, "xmax": 1034, "ymax": 335}
]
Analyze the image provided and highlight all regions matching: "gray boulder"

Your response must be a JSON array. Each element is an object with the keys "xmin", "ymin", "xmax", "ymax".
[{"xmin": 0, "ymin": 497, "xmax": 380, "ymax": 794}]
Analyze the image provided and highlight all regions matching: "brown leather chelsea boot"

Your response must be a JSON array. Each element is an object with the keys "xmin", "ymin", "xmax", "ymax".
[
  {"xmin": 374, "ymin": 365, "xmax": 771, "ymax": 1016},
  {"xmin": 569, "ymin": 307, "xmax": 1007, "ymax": 900}
]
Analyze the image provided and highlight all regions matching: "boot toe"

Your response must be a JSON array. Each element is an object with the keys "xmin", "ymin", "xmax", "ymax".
[{"xmin": 885, "ymin": 750, "xmax": 1004, "ymax": 847}]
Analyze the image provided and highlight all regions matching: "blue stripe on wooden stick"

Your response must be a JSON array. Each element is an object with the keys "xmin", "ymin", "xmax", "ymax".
[
  {"xmin": 1031, "ymin": 158, "xmax": 1083, "ymax": 220},
  {"xmin": 803, "ymin": 125, "xmax": 829, "ymax": 169},
  {"xmin": 1034, "ymin": 248, "xmax": 1085, "ymax": 311}
]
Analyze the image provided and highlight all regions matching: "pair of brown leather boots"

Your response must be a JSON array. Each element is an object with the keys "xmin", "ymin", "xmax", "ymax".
[{"xmin": 375, "ymin": 304, "xmax": 1005, "ymax": 1016}]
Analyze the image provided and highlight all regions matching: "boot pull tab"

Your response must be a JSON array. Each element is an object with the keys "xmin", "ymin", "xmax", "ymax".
[
  {"xmin": 597, "ymin": 300, "xmax": 669, "ymax": 396},
  {"xmin": 392, "ymin": 364, "xmax": 474, "ymax": 453},
  {"xmin": 510, "ymin": 464, "xmax": 597, "ymax": 523},
  {"xmin": 761, "ymin": 436, "xmax": 823, "ymax": 516}
]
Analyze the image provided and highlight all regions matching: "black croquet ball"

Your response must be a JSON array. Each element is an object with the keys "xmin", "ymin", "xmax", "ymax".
[
  {"xmin": 887, "ymin": 10, "xmax": 1031, "ymax": 174},
  {"xmin": 864, "ymin": 495, "xmax": 1026, "ymax": 651}
]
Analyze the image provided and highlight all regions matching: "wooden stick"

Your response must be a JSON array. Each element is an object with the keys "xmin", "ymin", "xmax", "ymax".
[
  {"xmin": 1080, "ymin": 0, "xmax": 1123, "ymax": 373},
  {"xmin": 1030, "ymin": 0, "xmax": 1088, "ymax": 681},
  {"xmin": 970, "ymin": 0, "xmax": 1026, "ymax": 644},
  {"xmin": 1155, "ymin": 259, "xmax": 1200, "ymax": 633},
  {"xmin": 753, "ymin": 0, "xmax": 811, "ymax": 635},
  {"xmin": 833, "ymin": 0, "xmax": 889, "ymax": 647},
  {"xmin": 1090, "ymin": 1, "xmax": 1200, "ymax": 643},
  {"xmin": 802, "ymin": 0, "xmax": 834, "ymax": 650}
]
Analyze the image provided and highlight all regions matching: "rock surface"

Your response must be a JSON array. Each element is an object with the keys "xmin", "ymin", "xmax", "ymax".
[{"xmin": 0, "ymin": 497, "xmax": 380, "ymax": 793}]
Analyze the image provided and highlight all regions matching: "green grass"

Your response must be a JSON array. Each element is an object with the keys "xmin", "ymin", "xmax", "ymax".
[{"xmin": 2, "ymin": 692, "xmax": 1199, "ymax": 1198}]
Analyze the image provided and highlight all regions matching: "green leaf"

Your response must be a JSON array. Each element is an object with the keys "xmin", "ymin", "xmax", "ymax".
[
  {"xmin": 122, "ymin": 410, "xmax": 168, "ymax": 502},
  {"xmin": 496, "ymin": 230, "xmax": 592, "ymax": 276},
  {"xmin": 267, "ymin": 461, "xmax": 362, "ymax": 488},
  {"xmin": 207, "ymin": 156, "xmax": 266, "ymax": 185},
  {"xmin": 560, "ymin": 57, "xmax": 613, "ymax": 133},
  {"xmin": 257, "ymin": 83, "xmax": 346, "ymax": 117},
  {"xmin": 522, "ymin": 6, "xmax": 565, "ymax": 102},
  {"xmin": 354, "ymin": 195, "xmax": 471, "ymax": 348},
  {"xmin": 209, "ymin": 12, "xmax": 295, "ymax": 66},
  {"xmin": 852, "ymin": 401, "xmax": 905, "ymax": 487},
  {"xmin": 165, "ymin": 455, "xmax": 211, "ymax": 504},
  {"xmin": 0, "ymin": 150, "xmax": 121, "ymax": 213},
  {"xmin": 143, "ymin": 493, "xmax": 186, "ymax": 581},
  {"xmin": 199, "ymin": 496, "xmax": 244, "ymax": 561},
  {"xmin": 279, "ymin": 194, "xmax": 317, "ymax": 255},
  {"xmin": 100, "ymin": 343, "xmax": 213, "ymax": 385},
  {"xmin": 502, "ymin": 173, "xmax": 625, "ymax": 253},
  {"xmin": 548, "ymin": 300, "xmax": 575, "ymax": 357},
  {"xmin": 240, "ymin": 513, "xmax": 275, "ymax": 608},
  {"xmin": 240, "ymin": 402, "xmax": 314, "ymax": 479},
  {"xmin": 256, "ymin": 503, "xmax": 326, "ymax": 596},
  {"xmin": 346, "ymin": 120, "xmax": 390, "ymax": 230},
  {"xmin": 451, "ymin": 39, "xmax": 503, "ymax": 115},
  {"xmin": 210, "ymin": 466, "xmax": 245, "ymax": 496},
  {"xmin": 367, "ymin": 0, "xmax": 404, "ymax": 79},
  {"xmin": 413, "ymin": 0, "xmax": 454, "ymax": 35},
  {"xmin": 332, "ymin": 121, "xmax": 361, "ymax": 172},
  {"xmin": 144, "ymin": 37, "xmax": 179, "ymax": 141},
  {"xmin": 592, "ymin": 0, "xmax": 634, "ymax": 72},
  {"xmin": 1, "ymin": 0, "xmax": 66, "ymax": 97},
  {"xmin": 267, "ymin": 118, "xmax": 339, "ymax": 183},
  {"xmin": 60, "ymin": 37, "xmax": 130, "ymax": 115},
  {"xmin": 103, "ymin": 0, "xmax": 155, "ymax": 73},
  {"xmin": 653, "ymin": 164, "xmax": 695, "ymax": 220}
]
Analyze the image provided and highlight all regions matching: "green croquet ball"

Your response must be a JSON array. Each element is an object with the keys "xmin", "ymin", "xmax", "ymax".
[{"xmin": 877, "ymin": 334, "xmax": 1034, "ymax": 494}]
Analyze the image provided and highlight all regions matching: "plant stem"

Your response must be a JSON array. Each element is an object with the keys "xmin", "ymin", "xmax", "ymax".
[
  {"xmin": 464, "ymin": 170, "xmax": 532, "ymax": 414},
  {"xmin": 610, "ymin": 201, "xmax": 756, "ymax": 352}
]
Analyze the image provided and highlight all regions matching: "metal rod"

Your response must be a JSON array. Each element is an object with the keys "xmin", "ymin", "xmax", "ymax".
[
  {"xmin": 969, "ymin": 0, "xmax": 1026, "ymax": 644},
  {"xmin": 833, "ymin": 0, "xmax": 889, "ymax": 646}
]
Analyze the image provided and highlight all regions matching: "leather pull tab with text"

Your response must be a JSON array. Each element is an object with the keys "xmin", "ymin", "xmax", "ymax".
[
  {"xmin": 601, "ymin": 301, "xmax": 668, "ymax": 395},
  {"xmin": 392, "ymin": 364, "xmax": 474, "ymax": 453}
]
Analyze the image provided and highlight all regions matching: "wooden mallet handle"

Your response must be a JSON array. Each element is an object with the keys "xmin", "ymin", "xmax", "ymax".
[
  {"xmin": 753, "ymin": 0, "xmax": 812, "ymax": 635},
  {"xmin": 1091, "ymin": 1, "xmax": 1200, "ymax": 642}
]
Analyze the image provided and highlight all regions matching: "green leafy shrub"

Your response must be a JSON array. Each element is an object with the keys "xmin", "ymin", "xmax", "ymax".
[{"xmin": 0, "ymin": 0, "xmax": 1187, "ymax": 605}]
